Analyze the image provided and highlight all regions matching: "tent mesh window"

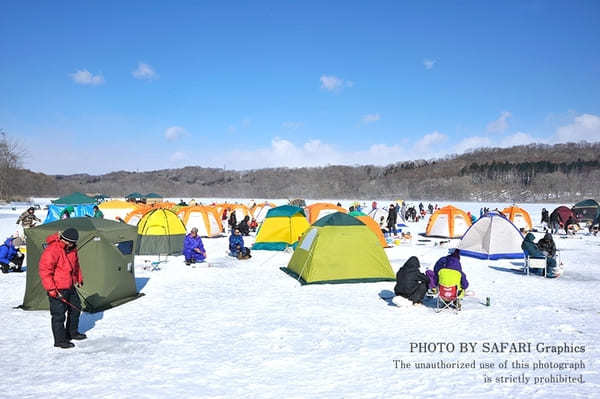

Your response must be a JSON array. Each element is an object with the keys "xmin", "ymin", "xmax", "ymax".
[{"xmin": 115, "ymin": 240, "xmax": 134, "ymax": 255}]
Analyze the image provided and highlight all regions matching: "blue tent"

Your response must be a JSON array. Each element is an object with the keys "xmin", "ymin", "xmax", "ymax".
[{"xmin": 44, "ymin": 204, "xmax": 96, "ymax": 224}]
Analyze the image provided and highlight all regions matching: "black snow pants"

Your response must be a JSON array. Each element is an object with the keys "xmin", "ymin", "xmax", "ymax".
[{"xmin": 48, "ymin": 288, "xmax": 81, "ymax": 344}]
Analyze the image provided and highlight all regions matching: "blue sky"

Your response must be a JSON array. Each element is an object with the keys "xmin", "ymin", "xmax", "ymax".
[{"xmin": 1, "ymin": 1, "xmax": 599, "ymax": 174}]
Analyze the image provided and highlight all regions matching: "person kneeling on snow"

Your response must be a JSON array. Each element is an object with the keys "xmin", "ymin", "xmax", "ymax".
[
  {"xmin": 0, "ymin": 236, "xmax": 24, "ymax": 273},
  {"xmin": 229, "ymin": 228, "xmax": 251, "ymax": 259},
  {"xmin": 182, "ymin": 227, "xmax": 206, "ymax": 265},
  {"xmin": 521, "ymin": 233, "xmax": 558, "ymax": 278},
  {"xmin": 431, "ymin": 249, "xmax": 469, "ymax": 293},
  {"xmin": 394, "ymin": 256, "xmax": 430, "ymax": 304}
]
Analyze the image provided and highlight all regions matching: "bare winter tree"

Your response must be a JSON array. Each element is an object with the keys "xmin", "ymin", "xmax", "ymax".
[{"xmin": 0, "ymin": 130, "xmax": 25, "ymax": 200}]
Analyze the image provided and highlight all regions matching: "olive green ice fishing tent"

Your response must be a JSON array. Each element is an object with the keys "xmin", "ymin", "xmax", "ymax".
[
  {"xmin": 281, "ymin": 212, "xmax": 395, "ymax": 284},
  {"xmin": 21, "ymin": 218, "xmax": 142, "ymax": 312}
]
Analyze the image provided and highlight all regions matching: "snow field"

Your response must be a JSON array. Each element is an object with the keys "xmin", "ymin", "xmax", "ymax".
[{"xmin": 1, "ymin": 200, "xmax": 598, "ymax": 398}]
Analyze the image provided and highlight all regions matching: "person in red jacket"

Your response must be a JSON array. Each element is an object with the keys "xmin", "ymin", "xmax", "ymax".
[{"xmin": 38, "ymin": 228, "xmax": 86, "ymax": 349}]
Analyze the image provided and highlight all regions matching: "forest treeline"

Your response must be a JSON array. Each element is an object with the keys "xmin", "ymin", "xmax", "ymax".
[{"xmin": 8, "ymin": 142, "xmax": 600, "ymax": 202}]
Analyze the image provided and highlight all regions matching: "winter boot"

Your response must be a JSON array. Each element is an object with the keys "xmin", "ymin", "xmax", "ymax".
[
  {"xmin": 54, "ymin": 341, "xmax": 75, "ymax": 349},
  {"xmin": 67, "ymin": 332, "xmax": 87, "ymax": 340},
  {"xmin": 1, "ymin": 264, "xmax": 8, "ymax": 274}
]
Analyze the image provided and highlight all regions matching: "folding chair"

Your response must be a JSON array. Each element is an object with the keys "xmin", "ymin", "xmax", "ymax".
[
  {"xmin": 524, "ymin": 256, "xmax": 546, "ymax": 277},
  {"xmin": 143, "ymin": 260, "xmax": 162, "ymax": 271},
  {"xmin": 435, "ymin": 268, "xmax": 463, "ymax": 313}
]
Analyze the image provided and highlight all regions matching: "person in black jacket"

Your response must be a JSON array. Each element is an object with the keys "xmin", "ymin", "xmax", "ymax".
[
  {"xmin": 549, "ymin": 210, "xmax": 561, "ymax": 234},
  {"xmin": 541, "ymin": 208, "xmax": 549, "ymax": 225},
  {"xmin": 564, "ymin": 215, "xmax": 577, "ymax": 235},
  {"xmin": 537, "ymin": 233, "xmax": 556, "ymax": 258},
  {"xmin": 541, "ymin": 208, "xmax": 550, "ymax": 230},
  {"xmin": 394, "ymin": 256, "xmax": 430, "ymax": 304},
  {"xmin": 238, "ymin": 215, "xmax": 250, "ymax": 236},
  {"xmin": 228, "ymin": 211, "xmax": 237, "ymax": 233},
  {"xmin": 386, "ymin": 204, "xmax": 397, "ymax": 235}
]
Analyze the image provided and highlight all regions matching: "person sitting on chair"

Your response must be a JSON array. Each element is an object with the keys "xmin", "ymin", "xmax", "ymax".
[
  {"xmin": 521, "ymin": 233, "xmax": 559, "ymax": 278},
  {"xmin": 537, "ymin": 233, "xmax": 559, "ymax": 277},
  {"xmin": 537, "ymin": 232, "xmax": 556, "ymax": 257},
  {"xmin": 182, "ymin": 227, "xmax": 206, "ymax": 265},
  {"xmin": 229, "ymin": 228, "xmax": 251, "ymax": 259},
  {"xmin": 393, "ymin": 256, "xmax": 430, "ymax": 304},
  {"xmin": 0, "ymin": 236, "xmax": 24, "ymax": 273},
  {"xmin": 432, "ymin": 249, "xmax": 469, "ymax": 293}
]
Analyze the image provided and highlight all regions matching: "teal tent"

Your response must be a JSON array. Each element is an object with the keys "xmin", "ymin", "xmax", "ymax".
[
  {"xmin": 572, "ymin": 199, "xmax": 600, "ymax": 223},
  {"xmin": 125, "ymin": 192, "xmax": 143, "ymax": 200},
  {"xmin": 52, "ymin": 192, "xmax": 97, "ymax": 205}
]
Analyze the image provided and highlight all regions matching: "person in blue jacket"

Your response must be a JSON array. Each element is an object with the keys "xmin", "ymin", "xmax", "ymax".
[
  {"xmin": 0, "ymin": 237, "xmax": 24, "ymax": 273},
  {"xmin": 229, "ymin": 228, "xmax": 251, "ymax": 259},
  {"xmin": 182, "ymin": 227, "xmax": 206, "ymax": 265}
]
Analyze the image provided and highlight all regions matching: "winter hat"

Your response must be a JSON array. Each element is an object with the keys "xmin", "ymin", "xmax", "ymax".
[{"xmin": 60, "ymin": 228, "xmax": 79, "ymax": 243}]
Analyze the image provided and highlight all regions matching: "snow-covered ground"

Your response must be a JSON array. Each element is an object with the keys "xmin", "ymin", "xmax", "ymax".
[{"xmin": 1, "ymin": 199, "xmax": 598, "ymax": 398}]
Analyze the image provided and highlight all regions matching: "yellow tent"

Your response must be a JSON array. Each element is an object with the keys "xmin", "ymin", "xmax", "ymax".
[
  {"xmin": 136, "ymin": 208, "xmax": 187, "ymax": 255},
  {"xmin": 253, "ymin": 205, "xmax": 310, "ymax": 251}
]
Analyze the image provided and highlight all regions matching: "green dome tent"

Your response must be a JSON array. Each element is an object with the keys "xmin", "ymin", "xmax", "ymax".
[
  {"xmin": 21, "ymin": 218, "xmax": 143, "ymax": 312},
  {"xmin": 281, "ymin": 212, "xmax": 395, "ymax": 284}
]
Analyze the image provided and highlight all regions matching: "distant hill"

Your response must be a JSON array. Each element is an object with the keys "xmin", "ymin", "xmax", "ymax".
[{"xmin": 12, "ymin": 142, "xmax": 600, "ymax": 202}]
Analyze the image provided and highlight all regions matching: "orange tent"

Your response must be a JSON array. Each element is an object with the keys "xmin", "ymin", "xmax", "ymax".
[
  {"xmin": 148, "ymin": 202, "xmax": 176, "ymax": 210},
  {"xmin": 123, "ymin": 208, "xmax": 150, "ymax": 226},
  {"xmin": 356, "ymin": 215, "xmax": 388, "ymax": 247},
  {"xmin": 215, "ymin": 203, "xmax": 251, "ymax": 221},
  {"xmin": 177, "ymin": 206, "xmax": 223, "ymax": 236},
  {"xmin": 251, "ymin": 202, "xmax": 277, "ymax": 222},
  {"xmin": 425, "ymin": 205, "xmax": 472, "ymax": 238},
  {"xmin": 502, "ymin": 206, "xmax": 533, "ymax": 231},
  {"xmin": 306, "ymin": 202, "xmax": 347, "ymax": 225},
  {"xmin": 99, "ymin": 200, "xmax": 143, "ymax": 222}
]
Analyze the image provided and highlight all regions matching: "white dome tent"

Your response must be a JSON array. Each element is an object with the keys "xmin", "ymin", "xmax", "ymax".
[
  {"xmin": 457, "ymin": 213, "xmax": 525, "ymax": 260},
  {"xmin": 367, "ymin": 208, "xmax": 389, "ymax": 225}
]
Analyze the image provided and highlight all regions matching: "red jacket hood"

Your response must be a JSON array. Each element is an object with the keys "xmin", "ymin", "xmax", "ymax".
[
  {"xmin": 46, "ymin": 233, "xmax": 59, "ymax": 244},
  {"xmin": 46, "ymin": 232, "xmax": 70, "ymax": 249}
]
